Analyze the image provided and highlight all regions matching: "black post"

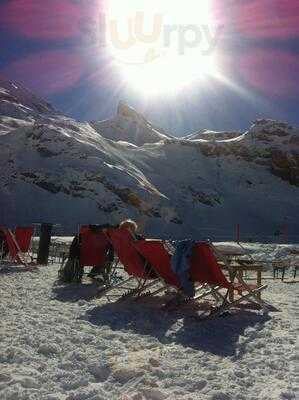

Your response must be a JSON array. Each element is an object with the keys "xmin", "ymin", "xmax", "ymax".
[{"xmin": 37, "ymin": 223, "xmax": 53, "ymax": 265}]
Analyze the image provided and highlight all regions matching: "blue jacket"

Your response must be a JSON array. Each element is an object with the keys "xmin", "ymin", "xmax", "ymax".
[{"xmin": 170, "ymin": 240, "xmax": 196, "ymax": 297}]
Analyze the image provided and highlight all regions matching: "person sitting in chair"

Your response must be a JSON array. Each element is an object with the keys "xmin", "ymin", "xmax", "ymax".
[
  {"xmin": 119, "ymin": 219, "xmax": 157, "ymax": 278},
  {"xmin": 119, "ymin": 219, "xmax": 144, "ymax": 240}
]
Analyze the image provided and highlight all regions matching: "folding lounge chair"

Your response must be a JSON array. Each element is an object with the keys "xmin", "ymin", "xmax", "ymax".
[
  {"xmin": 134, "ymin": 239, "xmax": 268, "ymax": 316},
  {"xmin": 101, "ymin": 228, "xmax": 160, "ymax": 300},
  {"xmin": 103, "ymin": 229, "xmax": 230, "ymax": 305},
  {"xmin": 193, "ymin": 242, "xmax": 269, "ymax": 312},
  {"xmin": 79, "ymin": 225, "xmax": 116, "ymax": 284},
  {"xmin": 3, "ymin": 227, "xmax": 35, "ymax": 267}
]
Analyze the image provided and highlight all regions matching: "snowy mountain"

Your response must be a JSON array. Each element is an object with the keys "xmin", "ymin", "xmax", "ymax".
[
  {"xmin": 0, "ymin": 76, "xmax": 298, "ymax": 240},
  {"xmin": 183, "ymin": 129, "xmax": 242, "ymax": 141},
  {"xmin": 0, "ymin": 75, "xmax": 56, "ymax": 120},
  {"xmin": 91, "ymin": 101, "xmax": 173, "ymax": 146}
]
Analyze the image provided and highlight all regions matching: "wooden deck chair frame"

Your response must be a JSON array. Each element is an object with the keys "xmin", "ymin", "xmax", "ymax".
[
  {"xmin": 98, "ymin": 229, "xmax": 161, "ymax": 302},
  {"xmin": 98, "ymin": 254, "xmax": 162, "ymax": 302},
  {"xmin": 97, "ymin": 270, "xmax": 161, "ymax": 302},
  {"xmin": 208, "ymin": 242, "xmax": 269, "ymax": 314}
]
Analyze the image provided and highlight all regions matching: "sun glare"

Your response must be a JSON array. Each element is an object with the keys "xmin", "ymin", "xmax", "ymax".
[{"xmin": 104, "ymin": 0, "xmax": 219, "ymax": 96}]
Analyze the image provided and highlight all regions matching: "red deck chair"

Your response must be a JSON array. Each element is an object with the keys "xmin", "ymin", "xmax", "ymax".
[
  {"xmin": 3, "ymin": 227, "xmax": 35, "ymax": 267},
  {"xmin": 78, "ymin": 225, "xmax": 118, "ymax": 286},
  {"xmin": 101, "ymin": 228, "xmax": 160, "ymax": 300},
  {"xmin": 80, "ymin": 225, "xmax": 111, "ymax": 268},
  {"xmin": 134, "ymin": 240, "xmax": 268, "ymax": 315},
  {"xmin": 133, "ymin": 240, "xmax": 229, "ymax": 303},
  {"xmin": 15, "ymin": 227, "xmax": 34, "ymax": 253}
]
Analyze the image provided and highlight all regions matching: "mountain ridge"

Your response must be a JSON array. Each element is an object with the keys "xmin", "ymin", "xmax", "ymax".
[{"xmin": 0, "ymin": 76, "xmax": 298, "ymax": 240}]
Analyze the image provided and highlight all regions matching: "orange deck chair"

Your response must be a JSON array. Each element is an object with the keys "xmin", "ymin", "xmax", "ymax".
[
  {"xmin": 101, "ymin": 227, "xmax": 160, "ymax": 300},
  {"xmin": 134, "ymin": 239, "xmax": 268, "ymax": 315},
  {"xmin": 79, "ymin": 225, "xmax": 116, "ymax": 283},
  {"xmin": 3, "ymin": 227, "xmax": 35, "ymax": 267},
  {"xmin": 102, "ymin": 228, "xmax": 268, "ymax": 315}
]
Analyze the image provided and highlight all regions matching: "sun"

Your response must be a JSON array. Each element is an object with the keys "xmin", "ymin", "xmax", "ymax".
[
  {"xmin": 104, "ymin": 0, "xmax": 219, "ymax": 96},
  {"xmin": 117, "ymin": 52, "xmax": 219, "ymax": 96}
]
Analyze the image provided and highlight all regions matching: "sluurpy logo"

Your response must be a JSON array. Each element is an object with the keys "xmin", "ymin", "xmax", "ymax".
[
  {"xmin": 81, "ymin": 12, "xmax": 223, "ymax": 66},
  {"xmin": 79, "ymin": 1, "xmax": 224, "ymax": 95}
]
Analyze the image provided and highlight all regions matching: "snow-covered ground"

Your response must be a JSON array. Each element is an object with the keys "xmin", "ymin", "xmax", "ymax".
[
  {"xmin": 216, "ymin": 242, "xmax": 299, "ymax": 266},
  {"xmin": 0, "ymin": 249, "xmax": 298, "ymax": 400}
]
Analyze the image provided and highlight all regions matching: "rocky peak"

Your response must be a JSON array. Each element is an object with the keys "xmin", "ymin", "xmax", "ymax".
[
  {"xmin": 117, "ymin": 101, "xmax": 146, "ymax": 124},
  {"xmin": 0, "ymin": 74, "xmax": 56, "ymax": 117},
  {"xmin": 91, "ymin": 101, "xmax": 171, "ymax": 146}
]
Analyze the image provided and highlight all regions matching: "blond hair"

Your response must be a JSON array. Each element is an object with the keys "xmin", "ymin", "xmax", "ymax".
[{"xmin": 119, "ymin": 219, "xmax": 138, "ymax": 233}]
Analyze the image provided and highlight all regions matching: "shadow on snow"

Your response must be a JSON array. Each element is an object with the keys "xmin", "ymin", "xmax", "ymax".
[
  {"xmin": 82, "ymin": 297, "xmax": 272, "ymax": 357},
  {"xmin": 52, "ymin": 280, "xmax": 100, "ymax": 302}
]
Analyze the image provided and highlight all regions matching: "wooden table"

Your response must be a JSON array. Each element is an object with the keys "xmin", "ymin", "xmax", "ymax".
[{"xmin": 221, "ymin": 256, "xmax": 268, "ymax": 301}]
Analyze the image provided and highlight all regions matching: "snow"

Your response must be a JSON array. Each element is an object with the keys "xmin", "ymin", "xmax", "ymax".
[
  {"xmin": 215, "ymin": 242, "xmax": 299, "ymax": 265},
  {"xmin": 116, "ymin": 142, "xmax": 139, "ymax": 149},
  {"xmin": 187, "ymin": 133, "xmax": 247, "ymax": 144},
  {"xmin": 0, "ymin": 76, "xmax": 299, "ymax": 237},
  {"xmin": 0, "ymin": 246, "xmax": 298, "ymax": 400},
  {"xmin": 3, "ymin": 118, "xmax": 296, "ymax": 237},
  {"xmin": 183, "ymin": 130, "xmax": 242, "ymax": 142},
  {"xmin": 0, "ymin": 75, "xmax": 56, "ymax": 118}
]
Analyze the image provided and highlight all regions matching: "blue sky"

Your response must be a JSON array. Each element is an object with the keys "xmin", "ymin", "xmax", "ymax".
[{"xmin": 1, "ymin": 0, "xmax": 299, "ymax": 135}]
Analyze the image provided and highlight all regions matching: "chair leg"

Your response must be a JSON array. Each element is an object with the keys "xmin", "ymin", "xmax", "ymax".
[{"xmin": 281, "ymin": 268, "xmax": 285, "ymax": 282}]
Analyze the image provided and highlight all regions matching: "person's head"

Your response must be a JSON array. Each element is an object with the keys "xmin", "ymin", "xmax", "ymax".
[{"xmin": 119, "ymin": 219, "xmax": 138, "ymax": 235}]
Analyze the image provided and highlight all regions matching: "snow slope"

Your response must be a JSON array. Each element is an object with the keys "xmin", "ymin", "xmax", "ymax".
[
  {"xmin": 183, "ymin": 129, "xmax": 242, "ymax": 142},
  {"xmin": 0, "ymin": 77, "xmax": 298, "ymax": 239},
  {"xmin": 0, "ymin": 75, "xmax": 56, "ymax": 122},
  {"xmin": 0, "ymin": 253, "xmax": 298, "ymax": 400}
]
